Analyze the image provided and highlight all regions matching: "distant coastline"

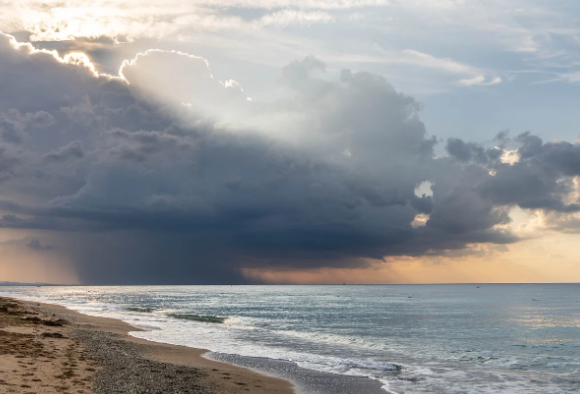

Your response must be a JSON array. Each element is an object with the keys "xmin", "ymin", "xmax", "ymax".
[{"xmin": 0, "ymin": 281, "xmax": 59, "ymax": 286}]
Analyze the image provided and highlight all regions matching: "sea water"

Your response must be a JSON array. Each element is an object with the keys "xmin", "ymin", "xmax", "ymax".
[{"xmin": 2, "ymin": 284, "xmax": 579, "ymax": 393}]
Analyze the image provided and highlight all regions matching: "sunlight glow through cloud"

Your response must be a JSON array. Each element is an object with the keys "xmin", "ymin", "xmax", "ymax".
[{"xmin": 1, "ymin": 1, "xmax": 580, "ymax": 285}]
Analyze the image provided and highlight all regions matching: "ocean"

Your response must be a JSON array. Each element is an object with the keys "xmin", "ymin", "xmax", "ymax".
[{"xmin": 1, "ymin": 284, "xmax": 579, "ymax": 393}]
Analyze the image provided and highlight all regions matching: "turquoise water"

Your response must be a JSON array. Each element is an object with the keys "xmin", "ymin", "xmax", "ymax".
[{"xmin": 2, "ymin": 284, "xmax": 579, "ymax": 393}]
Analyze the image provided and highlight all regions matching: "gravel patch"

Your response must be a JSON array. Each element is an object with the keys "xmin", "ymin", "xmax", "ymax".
[{"xmin": 75, "ymin": 329, "xmax": 217, "ymax": 394}]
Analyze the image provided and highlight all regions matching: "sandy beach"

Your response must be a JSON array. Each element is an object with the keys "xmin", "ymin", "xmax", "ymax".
[{"xmin": 0, "ymin": 296, "xmax": 295, "ymax": 394}]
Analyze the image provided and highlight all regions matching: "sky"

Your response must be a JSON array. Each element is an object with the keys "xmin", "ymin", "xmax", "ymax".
[{"xmin": 0, "ymin": 0, "xmax": 580, "ymax": 284}]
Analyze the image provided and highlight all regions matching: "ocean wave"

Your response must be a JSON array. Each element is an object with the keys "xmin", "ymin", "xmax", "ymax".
[
  {"xmin": 167, "ymin": 313, "xmax": 226, "ymax": 324},
  {"xmin": 4, "ymin": 285, "xmax": 580, "ymax": 394},
  {"xmin": 126, "ymin": 307, "xmax": 155, "ymax": 313},
  {"xmin": 274, "ymin": 329, "xmax": 387, "ymax": 351}
]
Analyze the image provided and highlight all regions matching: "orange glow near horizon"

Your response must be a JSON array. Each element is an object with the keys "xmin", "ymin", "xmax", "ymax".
[
  {"xmin": 0, "ymin": 255, "xmax": 80, "ymax": 284},
  {"xmin": 242, "ymin": 233, "xmax": 580, "ymax": 284},
  {"xmin": 0, "ymin": 230, "xmax": 79, "ymax": 285},
  {"xmin": 0, "ymin": 225, "xmax": 579, "ymax": 285}
]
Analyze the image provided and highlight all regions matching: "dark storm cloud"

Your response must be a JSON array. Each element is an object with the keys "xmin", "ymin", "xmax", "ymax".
[
  {"xmin": 107, "ymin": 128, "xmax": 194, "ymax": 162},
  {"xmin": 0, "ymin": 32, "xmax": 575, "ymax": 284},
  {"xmin": 444, "ymin": 132, "xmax": 580, "ymax": 213},
  {"xmin": 479, "ymin": 134, "xmax": 580, "ymax": 212},
  {"xmin": 0, "ymin": 146, "xmax": 21, "ymax": 178}
]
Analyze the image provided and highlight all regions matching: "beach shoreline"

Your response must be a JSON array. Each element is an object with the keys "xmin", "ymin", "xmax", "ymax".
[{"xmin": 0, "ymin": 295, "xmax": 295, "ymax": 394}]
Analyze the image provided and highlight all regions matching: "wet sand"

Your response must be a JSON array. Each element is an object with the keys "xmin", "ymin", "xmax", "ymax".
[
  {"xmin": 0, "ymin": 296, "xmax": 294, "ymax": 394},
  {"xmin": 211, "ymin": 353, "xmax": 388, "ymax": 394}
]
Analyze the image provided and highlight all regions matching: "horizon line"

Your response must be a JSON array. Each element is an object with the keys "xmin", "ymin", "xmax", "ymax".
[{"xmin": 2, "ymin": 281, "xmax": 580, "ymax": 286}]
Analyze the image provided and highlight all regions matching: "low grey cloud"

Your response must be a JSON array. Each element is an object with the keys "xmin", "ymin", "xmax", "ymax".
[
  {"xmin": 1, "ymin": 236, "xmax": 54, "ymax": 251},
  {"xmin": 26, "ymin": 237, "xmax": 54, "ymax": 251},
  {"xmin": 446, "ymin": 138, "xmax": 501, "ymax": 164},
  {"xmin": 44, "ymin": 141, "xmax": 85, "ymax": 163},
  {"xmin": 0, "ymin": 109, "xmax": 54, "ymax": 144},
  {"xmin": 0, "ymin": 32, "xmax": 576, "ymax": 284}
]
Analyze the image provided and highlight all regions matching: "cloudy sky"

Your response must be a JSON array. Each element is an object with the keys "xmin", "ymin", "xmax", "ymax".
[{"xmin": 0, "ymin": 0, "xmax": 579, "ymax": 284}]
